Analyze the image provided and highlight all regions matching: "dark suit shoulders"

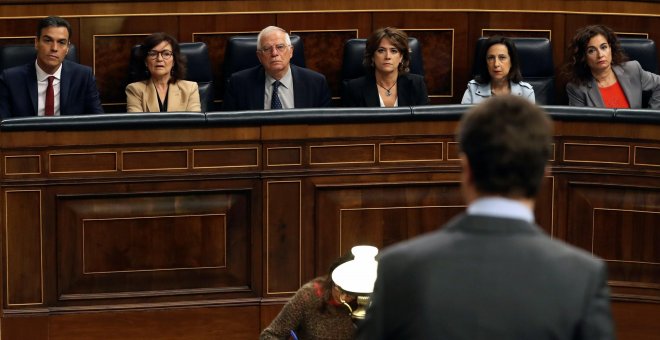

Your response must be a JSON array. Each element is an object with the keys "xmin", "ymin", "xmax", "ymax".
[
  {"xmin": 291, "ymin": 64, "xmax": 332, "ymax": 108},
  {"xmin": 228, "ymin": 65, "xmax": 264, "ymax": 83},
  {"xmin": 223, "ymin": 65, "xmax": 266, "ymax": 111},
  {"xmin": 291, "ymin": 64, "xmax": 326, "ymax": 81},
  {"xmin": 0, "ymin": 63, "xmax": 37, "ymax": 118},
  {"xmin": 342, "ymin": 74, "xmax": 377, "ymax": 107}
]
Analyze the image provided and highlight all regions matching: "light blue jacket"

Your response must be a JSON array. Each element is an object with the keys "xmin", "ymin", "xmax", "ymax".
[{"xmin": 461, "ymin": 79, "xmax": 535, "ymax": 104}]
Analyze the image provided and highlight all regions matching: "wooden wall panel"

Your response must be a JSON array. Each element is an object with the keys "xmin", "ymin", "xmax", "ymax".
[
  {"xmin": 47, "ymin": 306, "xmax": 261, "ymax": 340},
  {"xmin": 314, "ymin": 180, "xmax": 464, "ymax": 274},
  {"xmin": 4, "ymin": 190, "xmax": 43, "ymax": 306},
  {"xmin": 612, "ymin": 301, "xmax": 660, "ymax": 340},
  {"xmin": 265, "ymin": 180, "xmax": 301, "ymax": 295},
  {"xmin": 565, "ymin": 182, "xmax": 660, "ymax": 301},
  {"xmin": 56, "ymin": 189, "xmax": 253, "ymax": 303}
]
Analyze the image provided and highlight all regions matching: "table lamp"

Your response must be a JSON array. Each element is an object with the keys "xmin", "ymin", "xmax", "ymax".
[{"xmin": 331, "ymin": 245, "xmax": 378, "ymax": 320}]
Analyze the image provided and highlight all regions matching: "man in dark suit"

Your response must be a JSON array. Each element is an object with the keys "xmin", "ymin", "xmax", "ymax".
[
  {"xmin": 223, "ymin": 26, "xmax": 331, "ymax": 111},
  {"xmin": 357, "ymin": 96, "xmax": 614, "ymax": 340},
  {"xmin": 0, "ymin": 16, "xmax": 103, "ymax": 119}
]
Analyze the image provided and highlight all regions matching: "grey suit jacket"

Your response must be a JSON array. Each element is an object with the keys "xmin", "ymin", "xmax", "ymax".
[
  {"xmin": 357, "ymin": 214, "xmax": 615, "ymax": 340},
  {"xmin": 567, "ymin": 60, "xmax": 660, "ymax": 109}
]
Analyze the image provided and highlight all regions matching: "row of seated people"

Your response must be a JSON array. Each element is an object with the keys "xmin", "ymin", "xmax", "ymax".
[{"xmin": 1, "ymin": 16, "xmax": 660, "ymax": 119}]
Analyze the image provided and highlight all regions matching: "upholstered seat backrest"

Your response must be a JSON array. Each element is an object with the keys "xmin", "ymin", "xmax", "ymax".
[
  {"xmin": 0, "ymin": 44, "xmax": 78, "ymax": 70},
  {"xmin": 473, "ymin": 37, "xmax": 555, "ymax": 105},
  {"xmin": 619, "ymin": 37, "xmax": 658, "ymax": 74},
  {"xmin": 129, "ymin": 42, "xmax": 215, "ymax": 112},
  {"xmin": 222, "ymin": 34, "xmax": 305, "ymax": 94},
  {"xmin": 619, "ymin": 37, "xmax": 658, "ymax": 108}
]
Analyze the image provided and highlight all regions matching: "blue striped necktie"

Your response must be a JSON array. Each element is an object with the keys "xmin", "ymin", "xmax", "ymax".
[{"xmin": 271, "ymin": 80, "xmax": 283, "ymax": 109}]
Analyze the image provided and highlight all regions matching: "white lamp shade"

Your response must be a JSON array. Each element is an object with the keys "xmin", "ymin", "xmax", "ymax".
[{"xmin": 331, "ymin": 245, "xmax": 378, "ymax": 295}]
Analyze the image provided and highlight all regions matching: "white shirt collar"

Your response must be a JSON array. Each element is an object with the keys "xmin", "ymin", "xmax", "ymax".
[
  {"xmin": 467, "ymin": 197, "xmax": 534, "ymax": 223},
  {"xmin": 265, "ymin": 66, "xmax": 293, "ymax": 89},
  {"xmin": 35, "ymin": 60, "xmax": 63, "ymax": 82}
]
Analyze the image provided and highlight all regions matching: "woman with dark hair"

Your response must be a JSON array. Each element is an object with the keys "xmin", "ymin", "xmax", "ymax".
[
  {"xmin": 260, "ymin": 252, "xmax": 358, "ymax": 339},
  {"xmin": 342, "ymin": 27, "xmax": 429, "ymax": 107},
  {"xmin": 564, "ymin": 24, "xmax": 660, "ymax": 108},
  {"xmin": 461, "ymin": 35, "xmax": 535, "ymax": 104},
  {"xmin": 125, "ymin": 32, "xmax": 201, "ymax": 112}
]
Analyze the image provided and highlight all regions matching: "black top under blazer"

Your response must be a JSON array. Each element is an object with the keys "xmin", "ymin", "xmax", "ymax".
[{"xmin": 342, "ymin": 73, "xmax": 429, "ymax": 107}]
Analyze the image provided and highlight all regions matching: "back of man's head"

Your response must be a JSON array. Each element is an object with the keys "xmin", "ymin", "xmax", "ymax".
[
  {"xmin": 458, "ymin": 96, "xmax": 553, "ymax": 198},
  {"xmin": 37, "ymin": 16, "xmax": 72, "ymax": 40}
]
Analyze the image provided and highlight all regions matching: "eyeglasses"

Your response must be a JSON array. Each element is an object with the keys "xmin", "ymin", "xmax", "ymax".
[
  {"xmin": 147, "ymin": 50, "xmax": 174, "ymax": 60},
  {"xmin": 259, "ymin": 44, "xmax": 289, "ymax": 54}
]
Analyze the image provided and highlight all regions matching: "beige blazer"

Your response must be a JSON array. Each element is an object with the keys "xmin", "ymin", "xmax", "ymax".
[{"xmin": 125, "ymin": 79, "xmax": 201, "ymax": 112}]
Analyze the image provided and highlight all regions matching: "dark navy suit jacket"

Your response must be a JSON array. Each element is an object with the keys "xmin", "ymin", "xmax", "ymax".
[
  {"xmin": 342, "ymin": 73, "xmax": 429, "ymax": 107},
  {"xmin": 222, "ymin": 64, "xmax": 332, "ymax": 111},
  {"xmin": 0, "ymin": 60, "xmax": 103, "ymax": 119}
]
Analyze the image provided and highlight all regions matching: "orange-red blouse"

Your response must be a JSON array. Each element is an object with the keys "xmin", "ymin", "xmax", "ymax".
[{"xmin": 599, "ymin": 81, "xmax": 631, "ymax": 108}]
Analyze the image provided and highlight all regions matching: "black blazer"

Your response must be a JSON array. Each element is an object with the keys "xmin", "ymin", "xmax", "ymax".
[
  {"xmin": 223, "ymin": 64, "xmax": 332, "ymax": 111},
  {"xmin": 357, "ymin": 214, "xmax": 614, "ymax": 340},
  {"xmin": 0, "ymin": 60, "xmax": 103, "ymax": 119},
  {"xmin": 342, "ymin": 73, "xmax": 429, "ymax": 107}
]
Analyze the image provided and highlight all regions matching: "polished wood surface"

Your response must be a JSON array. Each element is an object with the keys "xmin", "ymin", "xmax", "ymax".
[{"xmin": 0, "ymin": 106, "xmax": 658, "ymax": 339}]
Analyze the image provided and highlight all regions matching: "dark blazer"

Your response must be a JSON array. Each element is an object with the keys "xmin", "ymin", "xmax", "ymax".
[
  {"xmin": 0, "ymin": 60, "xmax": 104, "ymax": 119},
  {"xmin": 567, "ymin": 60, "xmax": 660, "ymax": 109},
  {"xmin": 357, "ymin": 214, "xmax": 614, "ymax": 340},
  {"xmin": 342, "ymin": 73, "xmax": 429, "ymax": 107},
  {"xmin": 223, "ymin": 64, "xmax": 332, "ymax": 111}
]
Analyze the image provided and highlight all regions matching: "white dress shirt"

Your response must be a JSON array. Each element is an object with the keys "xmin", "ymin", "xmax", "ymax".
[
  {"xmin": 264, "ymin": 67, "xmax": 294, "ymax": 109},
  {"xmin": 467, "ymin": 197, "xmax": 534, "ymax": 223},
  {"xmin": 36, "ymin": 61, "xmax": 63, "ymax": 116}
]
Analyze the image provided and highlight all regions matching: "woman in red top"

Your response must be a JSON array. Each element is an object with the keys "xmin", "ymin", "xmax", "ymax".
[{"xmin": 564, "ymin": 25, "xmax": 660, "ymax": 109}]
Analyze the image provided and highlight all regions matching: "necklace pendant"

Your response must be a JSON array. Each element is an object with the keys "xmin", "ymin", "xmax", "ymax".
[{"xmin": 386, "ymin": 90, "xmax": 391, "ymax": 97}]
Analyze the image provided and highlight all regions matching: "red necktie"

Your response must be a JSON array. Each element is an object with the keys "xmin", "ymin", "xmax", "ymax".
[{"xmin": 45, "ymin": 76, "xmax": 55, "ymax": 116}]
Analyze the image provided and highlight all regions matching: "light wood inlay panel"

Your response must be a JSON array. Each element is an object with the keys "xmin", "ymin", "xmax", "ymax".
[
  {"xmin": 594, "ymin": 209, "xmax": 660, "ymax": 265},
  {"xmin": 380, "ymin": 142, "xmax": 443, "ymax": 163},
  {"xmin": 83, "ymin": 214, "xmax": 227, "ymax": 274},
  {"xmin": 267, "ymin": 147, "xmax": 302, "ymax": 167},
  {"xmin": 566, "ymin": 182, "xmax": 660, "ymax": 301},
  {"xmin": 635, "ymin": 146, "xmax": 660, "ymax": 167},
  {"xmin": 122, "ymin": 150, "xmax": 188, "ymax": 171},
  {"xmin": 563, "ymin": 143, "xmax": 630, "ymax": 164},
  {"xmin": 309, "ymin": 144, "xmax": 375, "ymax": 165},
  {"xmin": 49, "ymin": 152, "xmax": 117, "ymax": 173},
  {"xmin": 193, "ymin": 147, "xmax": 259, "ymax": 169},
  {"xmin": 57, "ymin": 190, "xmax": 252, "ymax": 299},
  {"xmin": 447, "ymin": 142, "xmax": 460, "ymax": 160},
  {"xmin": 5, "ymin": 155, "xmax": 41, "ymax": 175}
]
